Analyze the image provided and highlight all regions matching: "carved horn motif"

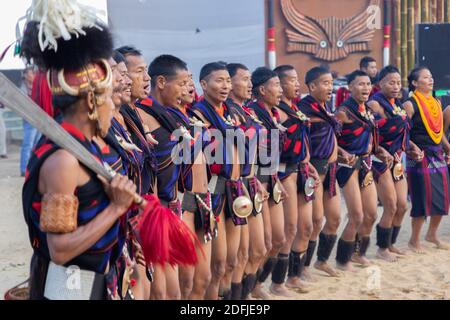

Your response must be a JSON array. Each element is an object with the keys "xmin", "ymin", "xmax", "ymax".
[{"xmin": 281, "ymin": 0, "xmax": 380, "ymax": 61}]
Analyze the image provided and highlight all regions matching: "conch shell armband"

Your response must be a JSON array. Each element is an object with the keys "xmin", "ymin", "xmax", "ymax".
[{"xmin": 40, "ymin": 194, "xmax": 79, "ymax": 233}]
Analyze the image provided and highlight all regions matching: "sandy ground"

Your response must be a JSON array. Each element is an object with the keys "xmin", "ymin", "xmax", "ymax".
[
  {"xmin": 1, "ymin": 145, "xmax": 450, "ymax": 300},
  {"xmin": 0, "ymin": 145, "xmax": 32, "ymax": 299},
  {"xmin": 266, "ymin": 208, "xmax": 450, "ymax": 300}
]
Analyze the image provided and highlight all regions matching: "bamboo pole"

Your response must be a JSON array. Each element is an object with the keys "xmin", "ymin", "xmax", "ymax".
[
  {"xmin": 430, "ymin": 0, "xmax": 437, "ymax": 23},
  {"xmin": 436, "ymin": 0, "xmax": 441, "ymax": 22},
  {"xmin": 436, "ymin": 0, "xmax": 444, "ymax": 22},
  {"xmin": 394, "ymin": 0, "xmax": 402, "ymax": 68},
  {"xmin": 444, "ymin": 0, "xmax": 450, "ymax": 23},
  {"xmin": 401, "ymin": 0, "xmax": 408, "ymax": 86},
  {"xmin": 267, "ymin": 0, "xmax": 276, "ymax": 69},
  {"xmin": 407, "ymin": 0, "xmax": 415, "ymax": 72},
  {"xmin": 415, "ymin": 0, "xmax": 422, "ymax": 22},
  {"xmin": 422, "ymin": 0, "xmax": 429, "ymax": 21},
  {"xmin": 383, "ymin": 0, "xmax": 391, "ymax": 66}
]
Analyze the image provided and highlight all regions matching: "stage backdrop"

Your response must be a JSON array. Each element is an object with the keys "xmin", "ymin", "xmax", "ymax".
[
  {"xmin": 269, "ymin": 0, "xmax": 385, "ymax": 92},
  {"xmin": 107, "ymin": 0, "xmax": 265, "ymax": 89},
  {"xmin": 107, "ymin": 0, "xmax": 450, "ymax": 91}
]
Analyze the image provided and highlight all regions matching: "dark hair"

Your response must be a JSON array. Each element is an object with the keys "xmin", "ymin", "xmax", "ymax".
[
  {"xmin": 378, "ymin": 65, "xmax": 400, "ymax": 82},
  {"xmin": 116, "ymin": 45, "xmax": 142, "ymax": 58},
  {"xmin": 273, "ymin": 64, "xmax": 295, "ymax": 80},
  {"xmin": 347, "ymin": 70, "xmax": 370, "ymax": 84},
  {"xmin": 305, "ymin": 66, "xmax": 331, "ymax": 86},
  {"xmin": 227, "ymin": 63, "xmax": 249, "ymax": 78},
  {"xmin": 112, "ymin": 50, "xmax": 126, "ymax": 64},
  {"xmin": 407, "ymin": 66, "xmax": 429, "ymax": 92},
  {"xmin": 52, "ymin": 95, "xmax": 79, "ymax": 115},
  {"xmin": 360, "ymin": 56, "xmax": 376, "ymax": 70},
  {"xmin": 251, "ymin": 67, "xmax": 277, "ymax": 97},
  {"xmin": 21, "ymin": 21, "xmax": 113, "ymax": 71},
  {"xmin": 199, "ymin": 62, "xmax": 228, "ymax": 81},
  {"xmin": 148, "ymin": 54, "xmax": 187, "ymax": 88}
]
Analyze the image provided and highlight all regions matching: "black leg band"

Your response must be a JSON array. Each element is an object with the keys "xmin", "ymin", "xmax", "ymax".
[
  {"xmin": 288, "ymin": 251, "xmax": 307, "ymax": 278},
  {"xmin": 304, "ymin": 240, "xmax": 317, "ymax": 267},
  {"xmin": 288, "ymin": 251, "xmax": 301, "ymax": 277},
  {"xmin": 241, "ymin": 273, "xmax": 257, "ymax": 300},
  {"xmin": 271, "ymin": 253, "xmax": 289, "ymax": 284},
  {"xmin": 257, "ymin": 257, "xmax": 277, "ymax": 283},
  {"xmin": 359, "ymin": 236, "xmax": 371, "ymax": 256},
  {"xmin": 317, "ymin": 232, "xmax": 337, "ymax": 262},
  {"xmin": 298, "ymin": 251, "xmax": 307, "ymax": 277},
  {"xmin": 230, "ymin": 282, "xmax": 243, "ymax": 300},
  {"xmin": 391, "ymin": 226, "xmax": 401, "ymax": 245},
  {"xmin": 222, "ymin": 288, "xmax": 232, "ymax": 300},
  {"xmin": 376, "ymin": 225, "xmax": 393, "ymax": 249},
  {"xmin": 354, "ymin": 233, "xmax": 361, "ymax": 254},
  {"xmin": 336, "ymin": 239, "xmax": 355, "ymax": 265}
]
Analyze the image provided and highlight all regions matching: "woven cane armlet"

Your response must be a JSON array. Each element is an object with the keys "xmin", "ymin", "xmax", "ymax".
[{"xmin": 40, "ymin": 194, "xmax": 79, "ymax": 233}]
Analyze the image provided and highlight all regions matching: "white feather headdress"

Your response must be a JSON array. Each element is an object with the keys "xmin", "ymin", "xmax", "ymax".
[{"xmin": 17, "ymin": 0, "xmax": 104, "ymax": 52}]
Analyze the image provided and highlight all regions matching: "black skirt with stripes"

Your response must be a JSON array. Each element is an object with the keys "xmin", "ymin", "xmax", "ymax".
[{"xmin": 406, "ymin": 145, "xmax": 450, "ymax": 217}]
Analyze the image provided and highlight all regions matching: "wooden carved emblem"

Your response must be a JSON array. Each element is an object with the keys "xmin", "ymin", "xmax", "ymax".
[{"xmin": 281, "ymin": 0, "xmax": 379, "ymax": 61}]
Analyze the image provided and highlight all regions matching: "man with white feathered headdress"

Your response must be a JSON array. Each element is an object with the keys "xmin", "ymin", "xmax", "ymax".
[{"xmin": 19, "ymin": 0, "xmax": 198, "ymax": 300}]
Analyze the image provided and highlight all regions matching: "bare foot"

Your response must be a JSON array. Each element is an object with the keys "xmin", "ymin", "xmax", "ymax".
[
  {"xmin": 376, "ymin": 248, "xmax": 398, "ymax": 262},
  {"xmin": 408, "ymin": 241, "xmax": 426, "ymax": 254},
  {"xmin": 300, "ymin": 267, "xmax": 316, "ymax": 283},
  {"xmin": 336, "ymin": 262, "xmax": 356, "ymax": 272},
  {"xmin": 351, "ymin": 253, "xmax": 372, "ymax": 266},
  {"xmin": 251, "ymin": 284, "xmax": 271, "ymax": 300},
  {"xmin": 314, "ymin": 261, "xmax": 341, "ymax": 277},
  {"xmin": 389, "ymin": 245, "xmax": 406, "ymax": 255},
  {"xmin": 425, "ymin": 236, "xmax": 450, "ymax": 250},
  {"xmin": 285, "ymin": 277, "xmax": 311, "ymax": 293},
  {"xmin": 269, "ymin": 283, "xmax": 294, "ymax": 298}
]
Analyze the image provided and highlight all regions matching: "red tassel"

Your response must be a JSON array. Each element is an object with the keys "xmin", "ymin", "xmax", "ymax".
[
  {"xmin": 167, "ymin": 215, "xmax": 202, "ymax": 266},
  {"xmin": 31, "ymin": 71, "xmax": 54, "ymax": 117},
  {"xmin": 137, "ymin": 195, "xmax": 202, "ymax": 266}
]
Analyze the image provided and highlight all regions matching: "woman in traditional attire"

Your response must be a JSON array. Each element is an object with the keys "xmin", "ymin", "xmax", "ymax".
[{"xmin": 403, "ymin": 67, "xmax": 450, "ymax": 253}]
